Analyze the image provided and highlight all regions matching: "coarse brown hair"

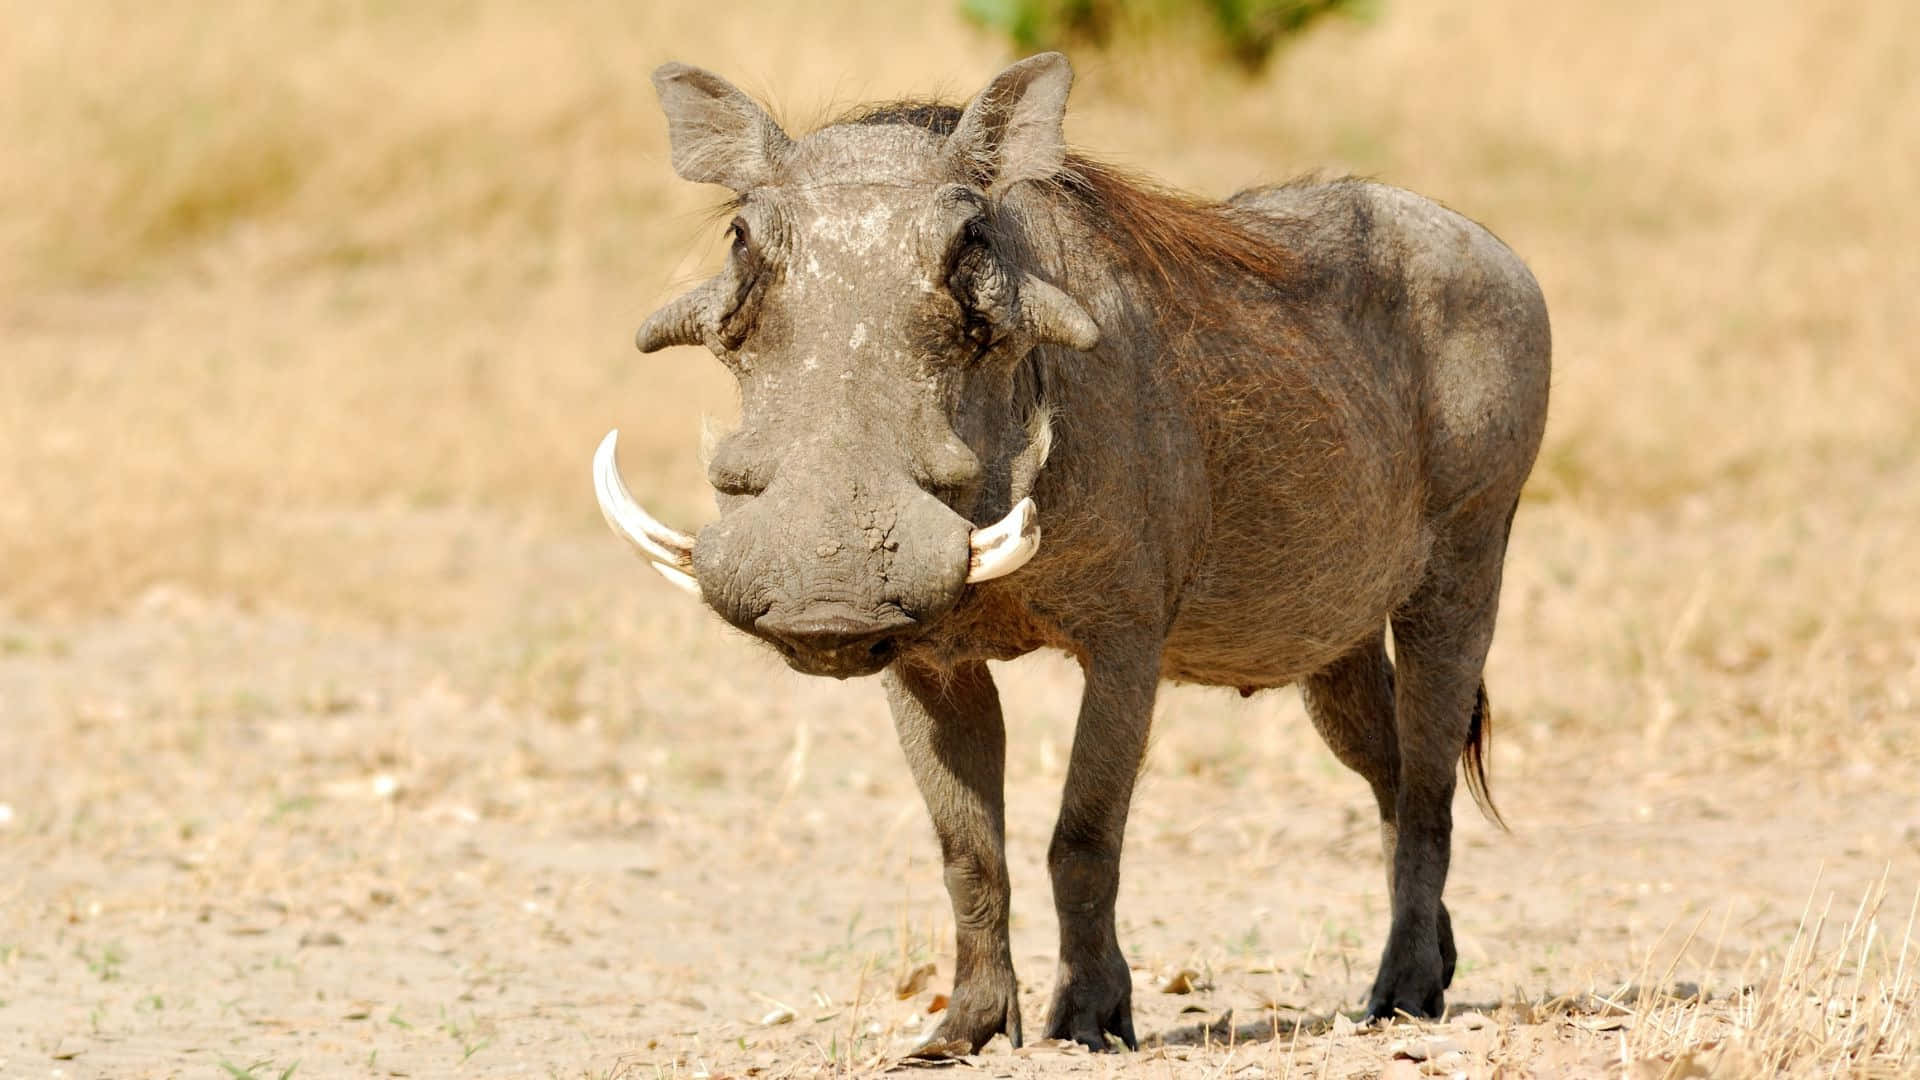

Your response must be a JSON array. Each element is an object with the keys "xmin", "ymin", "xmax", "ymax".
[
  {"xmin": 841, "ymin": 101, "xmax": 1301, "ymax": 297},
  {"xmin": 1051, "ymin": 156, "xmax": 1301, "ymax": 295}
]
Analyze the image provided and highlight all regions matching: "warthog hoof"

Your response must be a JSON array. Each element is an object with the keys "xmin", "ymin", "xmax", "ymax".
[
  {"xmin": 1365, "ymin": 977, "xmax": 1445, "ymax": 1023},
  {"xmin": 1364, "ymin": 901, "xmax": 1457, "ymax": 1022},
  {"xmin": 917, "ymin": 969, "xmax": 1022, "ymax": 1054},
  {"xmin": 1042, "ymin": 950, "xmax": 1136, "ymax": 1051},
  {"xmin": 1364, "ymin": 945, "xmax": 1446, "ymax": 1021}
]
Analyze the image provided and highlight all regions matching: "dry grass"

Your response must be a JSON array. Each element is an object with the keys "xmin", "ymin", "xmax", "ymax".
[
  {"xmin": 1614, "ymin": 875, "xmax": 1919, "ymax": 1077},
  {"xmin": 2, "ymin": 1, "xmax": 1918, "ymax": 1076}
]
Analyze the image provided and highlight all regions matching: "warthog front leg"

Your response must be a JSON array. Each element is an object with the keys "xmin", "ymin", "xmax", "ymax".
[
  {"xmin": 885, "ymin": 659, "xmax": 1022, "ymax": 1052},
  {"xmin": 1043, "ymin": 635, "xmax": 1161, "ymax": 1051}
]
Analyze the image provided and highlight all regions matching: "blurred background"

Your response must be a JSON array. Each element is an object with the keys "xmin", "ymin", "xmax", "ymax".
[
  {"xmin": 5, "ymin": 0, "xmax": 1914, "ymax": 618},
  {"xmin": 2, "ymin": 1, "xmax": 1917, "ymax": 1075}
]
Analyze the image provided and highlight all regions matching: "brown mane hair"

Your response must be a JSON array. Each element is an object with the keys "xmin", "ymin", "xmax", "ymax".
[
  {"xmin": 839, "ymin": 101, "xmax": 1300, "ymax": 296},
  {"xmin": 1052, "ymin": 156, "xmax": 1300, "ymax": 295}
]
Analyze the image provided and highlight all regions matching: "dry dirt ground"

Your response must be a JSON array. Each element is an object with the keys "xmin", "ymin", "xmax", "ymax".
[
  {"xmin": 2, "ymin": 515, "xmax": 1919, "ymax": 1079},
  {"xmin": 4, "ymin": 2, "xmax": 1919, "ymax": 1077}
]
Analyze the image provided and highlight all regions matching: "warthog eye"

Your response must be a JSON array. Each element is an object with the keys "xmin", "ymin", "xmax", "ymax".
[
  {"xmin": 717, "ymin": 215, "xmax": 763, "ymax": 350},
  {"xmin": 946, "ymin": 218, "xmax": 1001, "ymax": 357},
  {"xmin": 945, "ymin": 218, "xmax": 988, "ymax": 276}
]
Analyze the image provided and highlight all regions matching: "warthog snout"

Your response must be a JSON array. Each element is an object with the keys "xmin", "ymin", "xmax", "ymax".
[
  {"xmin": 596, "ymin": 430, "xmax": 1042, "ymax": 679},
  {"xmin": 687, "ymin": 465, "xmax": 974, "ymax": 677}
]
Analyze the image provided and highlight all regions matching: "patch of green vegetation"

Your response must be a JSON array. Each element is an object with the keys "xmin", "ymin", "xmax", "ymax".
[
  {"xmin": 79, "ymin": 941, "xmax": 126, "ymax": 982},
  {"xmin": 0, "ymin": 632, "xmax": 73, "ymax": 661},
  {"xmin": 1230, "ymin": 922, "xmax": 1263, "ymax": 956},
  {"xmin": 798, "ymin": 908, "xmax": 897, "ymax": 972},
  {"xmin": 441, "ymin": 1009, "xmax": 493, "ymax": 1064},
  {"xmin": 218, "ymin": 1058, "xmax": 299, "ymax": 1080},
  {"xmin": 269, "ymin": 794, "xmax": 316, "ymax": 823},
  {"xmin": 962, "ymin": 0, "xmax": 1372, "ymax": 70}
]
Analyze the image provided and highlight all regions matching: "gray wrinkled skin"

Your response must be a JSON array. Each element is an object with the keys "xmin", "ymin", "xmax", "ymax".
[{"xmin": 631, "ymin": 54, "xmax": 1550, "ymax": 1051}]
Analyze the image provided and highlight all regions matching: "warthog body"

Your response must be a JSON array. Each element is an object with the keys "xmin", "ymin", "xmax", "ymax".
[{"xmin": 599, "ymin": 54, "xmax": 1549, "ymax": 1050}]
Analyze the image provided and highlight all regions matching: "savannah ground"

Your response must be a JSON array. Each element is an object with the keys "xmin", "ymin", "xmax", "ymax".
[{"xmin": 2, "ymin": 2, "xmax": 1917, "ymax": 1076}]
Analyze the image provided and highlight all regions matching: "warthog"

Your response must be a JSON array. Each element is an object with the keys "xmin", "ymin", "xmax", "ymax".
[{"xmin": 597, "ymin": 53, "xmax": 1550, "ymax": 1051}]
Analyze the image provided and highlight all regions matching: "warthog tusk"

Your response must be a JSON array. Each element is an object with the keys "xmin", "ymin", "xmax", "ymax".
[
  {"xmin": 649, "ymin": 560, "xmax": 701, "ymax": 597},
  {"xmin": 593, "ymin": 430, "xmax": 701, "ymax": 595},
  {"xmin": 967, "ymin": 497, "xmax": 1040, "ymax": 583}
]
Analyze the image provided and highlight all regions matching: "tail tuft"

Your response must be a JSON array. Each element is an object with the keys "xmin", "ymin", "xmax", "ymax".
[{"xmin": 1463, "ymin": 681, "xmax": 1508, "ymax": 830}]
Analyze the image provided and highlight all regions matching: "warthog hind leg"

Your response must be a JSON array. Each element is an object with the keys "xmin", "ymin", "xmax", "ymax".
[
  {"xmin": 1042, "ymin": 634, "xmax": 1162, "ymax": 1051},
  {"xmin": 886, "ymin": 660, "xmax": 1023, "ymax": 1052},
  {"xmin": 1365, "ymin": 500, "xmax": 1513, "ymax": 1021},
  {"xmin": 1302, "ymin": 634, "xmax": 1460, "ymax": 994}
]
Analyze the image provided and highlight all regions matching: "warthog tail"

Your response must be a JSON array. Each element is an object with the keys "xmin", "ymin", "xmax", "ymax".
[{"xmin": 1464, "ymin": 682, "xmax": 1507, "ymax": 830}]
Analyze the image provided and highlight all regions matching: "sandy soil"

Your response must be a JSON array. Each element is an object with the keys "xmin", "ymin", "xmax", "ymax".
[{"xmin": 3, "ymin": 505, "xmax": 1915, "ymax": 1078}]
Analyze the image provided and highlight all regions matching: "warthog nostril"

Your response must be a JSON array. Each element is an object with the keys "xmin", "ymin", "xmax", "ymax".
[{"xmin": 754, "ymin": 609, "xmax": 915, "ymax": 660}]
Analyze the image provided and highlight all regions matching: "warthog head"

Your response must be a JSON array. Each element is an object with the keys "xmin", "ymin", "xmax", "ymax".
[{"xmin": 597, "ymin": 55, "xmax": 1098, "ymax": 678}]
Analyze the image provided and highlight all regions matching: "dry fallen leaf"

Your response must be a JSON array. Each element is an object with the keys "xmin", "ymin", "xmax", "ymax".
[
  {"xmin": 926, "ymin": 992, "xmax": 949, "ymax": 1013},
  {"xmin": 907, "ymin": 1037, "xmax": 973, "ymax": 1060},
  {"xmin": 1159, "ymin": 967, "xmax": 1204, "ymax": 994},
  {"xmin": 896, "ymin": 961, "xmax": 936, "ymax": 999}
]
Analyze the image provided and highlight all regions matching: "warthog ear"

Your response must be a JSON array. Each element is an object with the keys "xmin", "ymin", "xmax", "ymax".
[
  {"xmin": 945, "ymin": 52, "xmax": 1072, "ymax": 195},
  {"xmin": 652, "ymin": 63, "xmax": 791, "ymax": 191}
]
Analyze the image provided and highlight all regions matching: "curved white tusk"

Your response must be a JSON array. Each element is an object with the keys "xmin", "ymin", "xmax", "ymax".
[
  {"xmin": 966, "ymin": 496, "xmax": 1040, "ymax": 583},
  {"xmin": 650, "ymin": 561, "xmax": 701, "ymax": 597},
  {"xmin": 593, "ymin": 430, "xmax": 696, "ymax": 572}
]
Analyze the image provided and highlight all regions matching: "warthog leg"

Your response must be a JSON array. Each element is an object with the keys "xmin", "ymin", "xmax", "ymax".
[
  {"xmin": 1042, "ymin": 634, "xmax": 1162, "ymax": 1051},
  {"xmin": 886, "ymin": 660, "xmax": 1022, "ymax": 1053},
  {"xmin": 1302, "ymin": 633, "xmax": 1458, "ymax": 998},
  {"xmin": 1366, "ymin": 499, "xmax": 1514, "ymax": 1021}
]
